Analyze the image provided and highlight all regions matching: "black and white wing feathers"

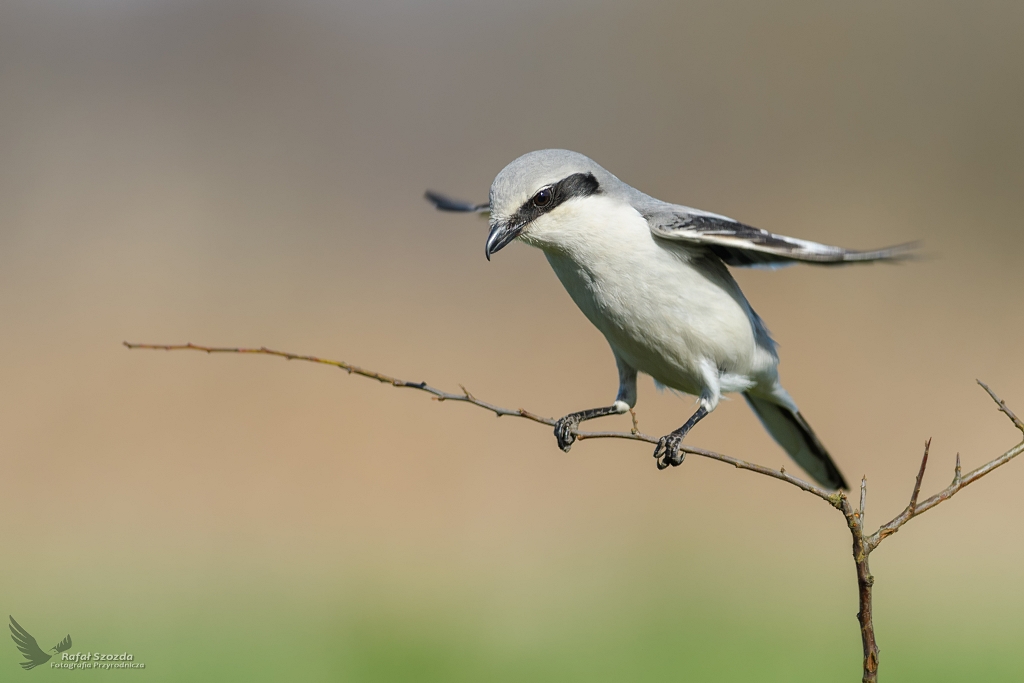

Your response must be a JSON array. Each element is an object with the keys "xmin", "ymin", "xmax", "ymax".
[
  {"xmin": 424, "ymin": 191, "xmax": 490, "ymax": 215},
  {"xmin": 646, "ymin": 209, "xmax": 915, "ymax": 267}
]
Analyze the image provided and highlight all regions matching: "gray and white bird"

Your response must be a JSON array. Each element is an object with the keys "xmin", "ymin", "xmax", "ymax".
[{"xmin": 426, "ymin": 149, "xmax": 913, "ymax": 489}]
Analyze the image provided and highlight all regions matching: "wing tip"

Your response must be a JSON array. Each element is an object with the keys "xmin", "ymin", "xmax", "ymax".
[
  {"xmin": 424, "ymin": 190, "xmax": 489, "ymax": 214},
  {"xmin": 842, "ymin": 240, "xmax": 920, "ymax": 263}
]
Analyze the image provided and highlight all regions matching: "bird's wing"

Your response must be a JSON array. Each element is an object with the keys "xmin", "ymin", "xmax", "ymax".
[
  {"xmin": 9, "ymin": 616, "xmax": 52, "ymax": 670},
  {"xmin": 645, "ymin": 207, "xmax": 915, "ymax": 267},
  {"xmin": 424, "ymin": 191, "xmax": 490, "ymax": 215},
  {"xmin": 54, "ymin": 634, "xmax": 73, "ymax": 653}
]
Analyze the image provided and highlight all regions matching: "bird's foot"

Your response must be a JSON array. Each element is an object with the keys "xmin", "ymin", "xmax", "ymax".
[
  {"xmin": 653, "ymin": 432, "xmax": 685, "ymax": 470},
  {"xmin": 554, "ymin": 413, "xmax": 583, "ymax": 452}
]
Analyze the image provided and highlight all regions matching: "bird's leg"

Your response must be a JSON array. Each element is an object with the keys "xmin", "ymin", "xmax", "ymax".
[
  {"xmin": 554, "ymin": 404, "xmax": 628, "ymax": 451},
  {"xmin": 653, "ymin": 405, "xmax": 709, "ymax": 469},
  {"xmin": 654, "ymin": 363, "xmax": 721, "ymax": 470},
  {"xmin": 555, "ymin": 356, "xmax": 637, "ymax": 452}
]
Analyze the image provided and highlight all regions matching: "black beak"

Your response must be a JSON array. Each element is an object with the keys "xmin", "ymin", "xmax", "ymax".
[{"xmin": 485, "ymin": 220, "xmax": 523, "ymax": 261}]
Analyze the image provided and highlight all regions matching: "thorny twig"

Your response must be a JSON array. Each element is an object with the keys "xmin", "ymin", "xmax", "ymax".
[
  {"xmin": 866, "ymin": 383, "xmax": 1024, "ymax": 552},
  {"xmin": 122, "ymin": 342, "xmax": 836, "ymax": 500},
  {"xmin": 124, "ymin": 341, "xmax": 1024, "ymax": 683}
]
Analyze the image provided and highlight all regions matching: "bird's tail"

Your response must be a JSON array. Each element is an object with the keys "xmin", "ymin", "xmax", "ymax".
[{"xmin": 744, "ymin": 391, "xmax": 848, "ymax": 490}]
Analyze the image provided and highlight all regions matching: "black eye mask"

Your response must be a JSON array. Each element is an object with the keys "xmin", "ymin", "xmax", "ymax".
[{"xmin": 508, "ymin": 172, "xmax": 601, "ymax": 228}]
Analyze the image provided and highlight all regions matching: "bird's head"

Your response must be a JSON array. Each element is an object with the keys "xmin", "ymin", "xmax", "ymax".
[{"xmin": 485, "ymin": 149, "xmax": 617, "ymax": 260}]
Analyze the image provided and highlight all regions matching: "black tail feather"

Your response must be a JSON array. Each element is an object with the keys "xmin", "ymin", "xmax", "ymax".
[{"xmin": 744, "ymin": 393, "xmax": 848, "ymax": 490}]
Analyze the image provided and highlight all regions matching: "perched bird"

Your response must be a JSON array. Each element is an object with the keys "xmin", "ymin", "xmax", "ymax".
[
  {"xmin": 426, "ymin": 150, "xmax": 913, "ymax": 489},
  {"xmin": 9, "ymin": 616, "xmax": 72, "ymax": 670}
]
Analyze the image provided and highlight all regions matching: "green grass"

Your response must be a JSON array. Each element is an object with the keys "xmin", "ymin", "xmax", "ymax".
[
  {"xmin": 7, "ymin": 572, "xmax": 1022, "ymax": 682},
  {"xmin": 4, "ymin": 539, "xmax": 1023, "ymax": 683}
]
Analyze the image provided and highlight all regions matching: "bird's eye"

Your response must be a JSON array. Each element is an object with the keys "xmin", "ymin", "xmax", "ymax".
[{"xmin": 532, "ymin": 187, "xmax": 553, "ymax": 207}]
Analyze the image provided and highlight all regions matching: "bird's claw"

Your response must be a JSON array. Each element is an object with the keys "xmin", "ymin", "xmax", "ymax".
[
  {"xmin": 554, "ymin": 414, "xmax": 582, "ymax": 452},
  {"xmin": 653, "ymin": 432, "xmax": 685, "ymax": 470}
]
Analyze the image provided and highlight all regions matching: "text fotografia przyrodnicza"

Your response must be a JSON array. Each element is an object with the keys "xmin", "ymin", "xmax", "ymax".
[{"xmin": 51, "ymin": 652, "xmax": 145, "ymax": 670}]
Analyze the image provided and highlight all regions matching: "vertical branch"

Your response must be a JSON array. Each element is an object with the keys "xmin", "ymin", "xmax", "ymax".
[
  {"xmin": 838, "ymin": 491, "xmax": 879, "ymax": 683},
  {"xmin": 849, "ymin": 441, "xmax": 928, "ymax": 681}
]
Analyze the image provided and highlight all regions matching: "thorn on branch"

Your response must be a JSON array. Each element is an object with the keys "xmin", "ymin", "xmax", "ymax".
[
  {"xmin": 909, "ymin": 439, "xmax": 930, "ymax": 513},
  {"xmin": 953, "ymin": 453, "xmax": 962, "ymax": 486},
  {"xmin": 860, "ymin": 476, "xmax": 867, "ymax": 519}
]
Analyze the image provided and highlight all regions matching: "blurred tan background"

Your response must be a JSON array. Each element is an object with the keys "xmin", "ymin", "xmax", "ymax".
[{"xmin": 1, "ymin": 1, "xmax": 1022, "ymax": 680}]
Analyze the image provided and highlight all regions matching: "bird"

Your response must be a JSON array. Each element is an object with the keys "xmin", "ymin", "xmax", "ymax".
[
  {"xmin": 9, "ymin": 616, "xmax": 72, "ymax": 670},
  {"xmin": 425, "ymin": 149, "xmax": 913, "ymax": 489}
]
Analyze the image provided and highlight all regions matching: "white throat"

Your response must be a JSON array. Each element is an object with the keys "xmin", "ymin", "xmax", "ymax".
[{"xmin": 517, "ymin": 195, "xmax": 650, "ymax": 259}]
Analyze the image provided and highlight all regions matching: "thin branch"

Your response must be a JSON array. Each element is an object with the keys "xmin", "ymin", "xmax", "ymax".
[
  {"xmin": 123, "ymin": 341, "xmax": 835, "ymax": 502},
  {"xmin": 867, "ymin": 386, "xmax": 1024, "ymax": 550},
  {"xmin": 978, "ymin": 379, "xmax": 1024, "ymax": 434}
]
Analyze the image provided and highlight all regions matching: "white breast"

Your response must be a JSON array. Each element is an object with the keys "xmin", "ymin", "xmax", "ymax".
[{"xmin": 521, "ymin": 196, "xmax": 778, "ymax": 395}]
